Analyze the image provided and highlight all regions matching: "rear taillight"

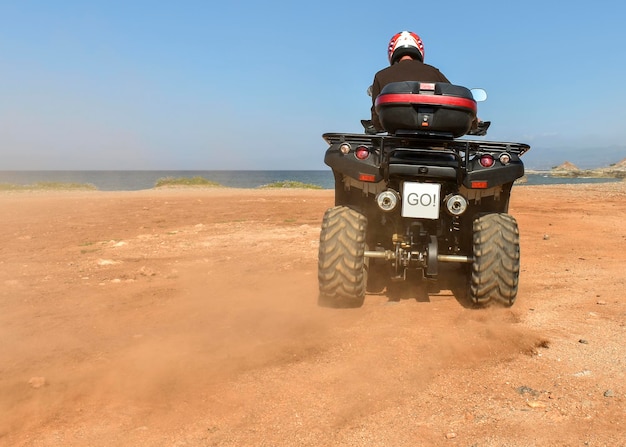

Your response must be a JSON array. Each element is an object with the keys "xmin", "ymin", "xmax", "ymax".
[
  {"xmin": 479, "ymin": 154, "xmax": 495, "ymax": 168},
  {"xmin": 355, "ymin": 146, "xmax": 370, "ymax": 160}
]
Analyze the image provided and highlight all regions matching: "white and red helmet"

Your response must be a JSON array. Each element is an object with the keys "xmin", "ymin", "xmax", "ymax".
[{"xmin": 387, "ymin": 31, "xmax": 425, "ymax": 65}]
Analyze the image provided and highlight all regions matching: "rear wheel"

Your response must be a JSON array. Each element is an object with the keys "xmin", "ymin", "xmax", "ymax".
[
  {"xmin": 318, "ymin": 206, "xmax": 368, "ymax": 308},
  {"xmin": 469, "ymin": 213, "xmax": 520, "ymax": 307}
]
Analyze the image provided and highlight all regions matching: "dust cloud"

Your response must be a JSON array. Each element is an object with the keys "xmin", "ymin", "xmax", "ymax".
[{"xmin": 1, "ymin": 261, "xmax": 542, "ymax": 441}]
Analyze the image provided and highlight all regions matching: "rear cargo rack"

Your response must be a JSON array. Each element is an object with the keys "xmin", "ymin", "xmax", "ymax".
[{"xmin": 322, "ymin": 132, "xmax": 530, "ymax": 156}]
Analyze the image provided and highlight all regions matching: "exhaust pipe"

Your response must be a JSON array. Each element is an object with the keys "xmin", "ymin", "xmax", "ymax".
[
  {"xmin": 444, "ymin": 194, "xmax": 468, "ymax": 216},
  {"xmin": 375, "ymin": 189, "xmax": 400, "ymax": 212}
]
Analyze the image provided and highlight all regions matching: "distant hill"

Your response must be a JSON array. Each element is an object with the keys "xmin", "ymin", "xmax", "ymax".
[
  {"xmin": 612, "ymin": 157, "xmax": 626, "ymax": 169},
  {"xmin": 550, "ymin": 158, "xmax": 626, "ymax": 178},
  {"xmin": 553, "ymin": 161, "xmax": 580, "ymax": 172}
]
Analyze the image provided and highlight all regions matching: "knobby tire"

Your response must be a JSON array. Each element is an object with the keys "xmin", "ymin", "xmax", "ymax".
[
  {"xmin": 470, "ymin": 213, "xmax": 520, "ymax": 307},
  {"xmin": 318, "ymin": 206, "xmax": 368, "ymax": 308}
]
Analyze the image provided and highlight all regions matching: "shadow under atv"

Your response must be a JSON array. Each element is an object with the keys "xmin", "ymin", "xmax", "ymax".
[{"xmin": 368, "ymin": 262, "xmax": 476, "ymax": 309}]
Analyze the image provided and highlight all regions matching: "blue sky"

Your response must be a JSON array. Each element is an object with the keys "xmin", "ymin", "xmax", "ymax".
[{"xmin": 1, "ymin": 0, "xmax": 625, "ymax": 170}]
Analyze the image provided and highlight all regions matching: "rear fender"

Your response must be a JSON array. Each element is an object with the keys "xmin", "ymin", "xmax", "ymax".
[
  {"xmin": 463, "ymin": 160, "xmax": 524, "ymax": 189},
  {"xmin": 324, "ymin": 145, "xmax": 383, "ymax": 183}
]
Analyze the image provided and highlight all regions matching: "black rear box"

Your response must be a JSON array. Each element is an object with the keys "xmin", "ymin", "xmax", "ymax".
[{"xmin": 375, "ymin": 82, "xmax": 477, "ymax": 137}]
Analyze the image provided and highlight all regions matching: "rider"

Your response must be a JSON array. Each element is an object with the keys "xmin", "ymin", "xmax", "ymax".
[{"xmin": 369, "ymin": 31, "xmax": 450, "ymax": 132}]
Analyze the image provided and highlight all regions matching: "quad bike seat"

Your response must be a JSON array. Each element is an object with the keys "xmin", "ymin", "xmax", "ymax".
[{"xmin": 375, "ymin": 81, "xmax": 477, "ymax": 137}]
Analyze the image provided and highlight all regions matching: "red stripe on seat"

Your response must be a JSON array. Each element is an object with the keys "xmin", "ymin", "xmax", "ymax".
[{"xmin": 375, "ymin": 93, "xmax": 477, "ymax": 112}]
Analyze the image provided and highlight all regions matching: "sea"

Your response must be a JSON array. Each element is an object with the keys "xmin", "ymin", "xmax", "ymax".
[{"xmin": 0, "ymin": 170, "xmax": 622, "ymax": 191}]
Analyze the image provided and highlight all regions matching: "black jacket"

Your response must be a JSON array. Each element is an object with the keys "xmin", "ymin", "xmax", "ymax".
[{"xmin": 370, "ymin": 59, "xmax": 450, "ymax": 131}]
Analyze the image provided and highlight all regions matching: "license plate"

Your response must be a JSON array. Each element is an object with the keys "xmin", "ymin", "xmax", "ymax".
[{"xmin": 401, "ymin": 182, "xmax": 441, "ymax": 219}]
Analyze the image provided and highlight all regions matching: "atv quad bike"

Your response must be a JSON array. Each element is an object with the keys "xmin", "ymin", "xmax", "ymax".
[{"xmin": 318, "ymin": 81, "xmax": 530, "ymax": 308}]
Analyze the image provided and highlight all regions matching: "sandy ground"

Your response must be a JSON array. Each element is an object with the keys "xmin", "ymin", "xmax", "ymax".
[{"xmin": 1, "ymin": 183, "xmax": 625, "ymax": 447}]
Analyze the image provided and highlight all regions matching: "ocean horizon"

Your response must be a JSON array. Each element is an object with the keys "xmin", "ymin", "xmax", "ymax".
[{"xmin": 0, "ymin": 170, "xmax": 622, "ymax": 191}]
